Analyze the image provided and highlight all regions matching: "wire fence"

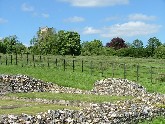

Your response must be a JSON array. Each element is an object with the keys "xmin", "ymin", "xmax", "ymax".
[{"xmin": 0, "ymin": 53, "xmax": 165, "ymax": 84}]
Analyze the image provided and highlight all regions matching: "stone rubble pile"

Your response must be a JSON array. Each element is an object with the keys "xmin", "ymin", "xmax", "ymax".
[
  {"xmin": 0, "ymin": 74, "xmax": 54, "ymax": 94},
  {"xmin": 0, "ymin": 98, "xmax": 164, "ymax": 124},
  {"xmin": 0, "ymin": 74, "xmax": 90, "ymax": 95},
  {"xmin": 0, "ymin": 74, "xmax": 165, "ymax": 123},
  {"xmin": 91, "ymin": 78, "xmax": 147, "ymax": 96},
  {"xmin": 0, "ymin": 75, "xmax": 148, "ymax": 97}
]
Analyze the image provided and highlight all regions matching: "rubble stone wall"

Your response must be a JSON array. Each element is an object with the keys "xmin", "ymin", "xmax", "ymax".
[{"xmin": 0, "ymin": 74, "xmax": 165, "ymax": 123}]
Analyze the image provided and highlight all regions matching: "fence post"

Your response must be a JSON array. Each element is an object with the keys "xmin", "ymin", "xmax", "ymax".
[
  {"xmin": 112, "ymin": 63, "xmax": 114, "ymax": 78},
  {"xmin": 5, "ymin": 55, "xmax": 7, "ymax": 65},
  {"xmin": 10, "ymin": 54, "xmax": 12, "ymax": 65},
  {"xmin": 47, "ymin": 57, "xmax": 50, "ymax": 67},
  {"xmin": 73, "ymin": 60, "xmax": 75, "ymax": 72},
  {"xmin": 26, "ymin": 52, "xmax": 29, "ymax": 65},
  {"xmin": 136, "ymin": 64, "xmax": 139, "ymax": 82},
  {"xmin": 82, "ymin": 60, "xmax": 84, "ymax": 72},
  {"xmin": 124, "ymin": 63, "xmax": 126, "ymax": 79},
  {"xmin": 32, "ymin": 54, "xmax": 35, "ymax": 62},
  {"xmin": 0, "ymin": 55, "xmax": 1, "ymax": 64},
  {"xmin": 15, "ymin": 53, "xmax": 17, "ymax": 65},
  {"xmin": 150, "ymin": 66, "xmax": 153, "ymax": 83},
  {"xmin": 100, "ymin": 62, "xmax": 103, "ymax": 77},
  {"xmin": 55, "ymin": 58, "xmax": 58, "ymax": 68},
  {"xmin": 40, "ymin": 55, "xmax": 42, "ymax": 62},
  {"xmin": 64, "ymin": 59, "xmax": 66, "ymax": 71},
  {"xmin": 90, "ymin": 61, "xmax": 93, "ymax": 75}
]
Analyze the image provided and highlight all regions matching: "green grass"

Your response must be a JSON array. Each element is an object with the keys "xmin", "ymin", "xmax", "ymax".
[
  {"xmin": 7, "ymin": 92, "xmax": 132, "ymax": 103},
  {"xmin": 0, "ymin": 64, "xmax": 165, "ymax": 93},
  {"xmin": 139, "ymin": 116, "xmax": 165, "ymax": 124},
  {"xmin": 0, "ymin": 99, "xmax": 80, "ymax": 115},
  {"xmin": 0, "ymin": 65, "xmax": 101, "ymax": 90}
]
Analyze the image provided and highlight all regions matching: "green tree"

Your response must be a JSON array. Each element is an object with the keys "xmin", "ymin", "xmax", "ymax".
[
  {"xmin": 30, "ymin": 27, "xmax": 58, "ymax": 55},
  {"xmin": 132, "ymin": 39, "xmax": 143, "ymax": 48},
  {"xmin": 2, "ymin": 35, "xmax": 26, "ymax": 54},
  {"xmin": 154, "ymin": 45, "xmax": 165, "ymax": 59},
  {"xmin": 81, "ymin": 39, "xmax": 103, "ymax": 55},
  {"xmin": 146, "ymin": 37, "xmax": 162, "ymax": 57},
  {"xmin": 57, "ymin": 30, "xmax": 81, "ymax": 55}
]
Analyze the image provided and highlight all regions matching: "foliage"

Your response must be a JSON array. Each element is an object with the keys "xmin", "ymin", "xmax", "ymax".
[
  {"xmin": 146, "ymin": 37, "xmax": 162, "ymax": 57},
  {"xmin": 106, "ymin": 37, "xmax": 127, "ymax": 50},
  {"xmin": 81, "ymin": 39, "xmax": 103, "ymax": 55},
  {"xmin": 30, "ymin": 28, "xmax": 81, "ymax": 55},
  {"xmin": 57, "ymin": 30, "xmax": 81, "ymax": 55},
  {"xmin": 0, "ymin": 35, "xmax": 26, "ymax": 54},
  {"xmin": 102, "ymin": 47, "xmax": 116, "ymax": 56},
  {"xmin": 132, "ymin": 39, "xmax": 143, "ymax": 48},
  {"xmin": 154, "ymin": 45, "xmax": 165, "ymax": 59}
]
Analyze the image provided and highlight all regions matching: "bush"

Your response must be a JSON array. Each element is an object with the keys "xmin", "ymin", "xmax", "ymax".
[{"xmin": 154, "ymin": 46, "xmax": 165, "ymax": 59}]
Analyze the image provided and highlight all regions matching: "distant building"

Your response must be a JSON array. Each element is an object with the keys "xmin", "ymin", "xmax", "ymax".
[{"xmin": 39, "ymin": 26, "xmax": 53, "ymax": 34}]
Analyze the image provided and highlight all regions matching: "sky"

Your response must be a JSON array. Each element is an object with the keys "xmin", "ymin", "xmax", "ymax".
[{"xmin": 0, "ymin": 0, "xmax": 165, "ymax": 46}]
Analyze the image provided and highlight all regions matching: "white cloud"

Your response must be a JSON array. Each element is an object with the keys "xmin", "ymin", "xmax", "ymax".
[
  {"xmin": 101, "ymin": 21, "xmax": 161, "ymax": 38},
  {"xmin": 64, "ymin": 16, "xmax": 85, "ymax": 22},
  {"xmin": 0, "ymin": 18, "xmax": 8, "ymax": 24},
  {"xmin": 42, "ymin": 13, "xmax": 50, "ymax": 18},
  {"xmin": 128, "ymin": 13, "xmax": 156, "ymax": 21},
  {"xmin": 60, "ymin": 0, "xmax": 129, "ymax": 7},
  {"xmin": 83, "ymin": 26, "xmax": 101, "ymax": 34},
  {"xmin": 21, "ymin": 3, "xmax": 34, "ymax": 12}
]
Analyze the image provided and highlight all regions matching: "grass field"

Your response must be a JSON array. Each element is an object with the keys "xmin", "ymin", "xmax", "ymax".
[{"xmin": 0, "ymin": 54, "xmax": 165, "ymax": 123}]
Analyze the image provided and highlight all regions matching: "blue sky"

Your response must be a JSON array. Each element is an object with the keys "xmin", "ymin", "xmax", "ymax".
[{"xmin": 0, "ymin": 0, "xmax": 165, "ymax": 46}]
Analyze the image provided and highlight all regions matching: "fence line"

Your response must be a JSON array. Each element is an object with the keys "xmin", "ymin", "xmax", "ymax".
[{"xmin": 0, "ymin": 54, "xmax": 165, "ymax": 84}]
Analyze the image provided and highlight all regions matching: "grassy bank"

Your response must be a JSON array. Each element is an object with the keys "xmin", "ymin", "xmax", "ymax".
[
  {"xmin": 7, "ymin": 92, "xmax": 132, "ymax": 103},
  {"xmin": 0, "ymin": 64, "xmax": 165, "ymax": 93}
]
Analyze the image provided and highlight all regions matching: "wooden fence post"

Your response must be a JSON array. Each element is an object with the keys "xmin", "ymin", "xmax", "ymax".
[
  {"xmin": 40, "ymin": 55, "xmax": 42, "ymax": 62},
  {"xmin": 0, "ymin": 55, "xmax": 1, "ymax": 64},
  {"xmin": 136, "ymin": 64, "xmax": 139, "ymax": 82},
  {"xmin": 82, "ymin": 60, "xmax": 84, "ymax": 72},
  {"xmin": 112, "ymin": 63, "xmax": 114, "ymax": 78},
  {"xmin": 90, "ymin": 61, "xmax": 93, "ymax": 75},
  {"xmin": 47, "ymin": 57, "xmax": 50, "ymax": 67},
  {"xmin": 26, "ymin": 52, "xmax": 29, "ymax": 65},
  {"xmin": 10, "ymin": 54, "xmax": 12, "ymax": 65},
  {"xmin": 73, "ymin": 60, "xmax": 75, "ymax": 72},
  {"xmin": 124, "ymin": 63, "xmax": 126, "ymax": 79},
  {"xmin": 32, "ymin": 54, "xmax": 35, "ymax": 62},
  {"xmin": 15, "ymin": 53, "xmax": 17, "ymax": 65},
  {"xmin": 5, "ymin": 55, "xmax": 7, "ymax": 65},
  {"xmin": 55, "ymin": 58, "xmax": 58, "ymax": 67},
  {"xmin": 100, "ymin": 62, "xmax": 103, "ymax": 77},
  {"xmin": 150, "ymin": 66, "xmax": 153, "ymax": 83},
  {"xmin": 64, "ymin": 59, "xmax": 66, "ymax": 71}
]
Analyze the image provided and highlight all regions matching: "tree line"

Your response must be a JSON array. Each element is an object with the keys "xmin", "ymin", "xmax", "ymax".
[{"xmin": 0, "ymin": 27, "xmax": 165, "ymax": 58}]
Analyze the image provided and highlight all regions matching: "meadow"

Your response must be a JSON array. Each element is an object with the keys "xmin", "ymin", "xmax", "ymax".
[
  {"xmin": 0, "ymin": 53, "xmax": 165, "ymax": 93},
  {"xmin": 0, "ymin": 54, "xmax": 165, "ymax": 123}
]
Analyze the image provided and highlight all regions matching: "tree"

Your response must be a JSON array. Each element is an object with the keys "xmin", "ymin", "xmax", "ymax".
[
  {"xmin": 81, "ymin": 39, "xmax": 103, "ymax": 55},
  {"xmin": 154, "ymin": 45, "xmax": 165, "ymax": 59},
  {"xmin": 106, "ymin": 37, "xmax": 127, "ymax": 50},
  {"xmin": 146, "ymin": 37, "xmax": 162, "ymax": 57},
  {"xmin": 57, "ymin": 30, "xmax": 81, "ymax": 55},
  {"xmin": 132, "ymin": 39, "xmax": 143, "ymax": 48},
  {"xmin": 1, "ymin": 35, "xmax": 26, "ymax": 54},
  {"xmin": 30, "ymin": 27, "xmax": 58, "ymax": 55}
]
